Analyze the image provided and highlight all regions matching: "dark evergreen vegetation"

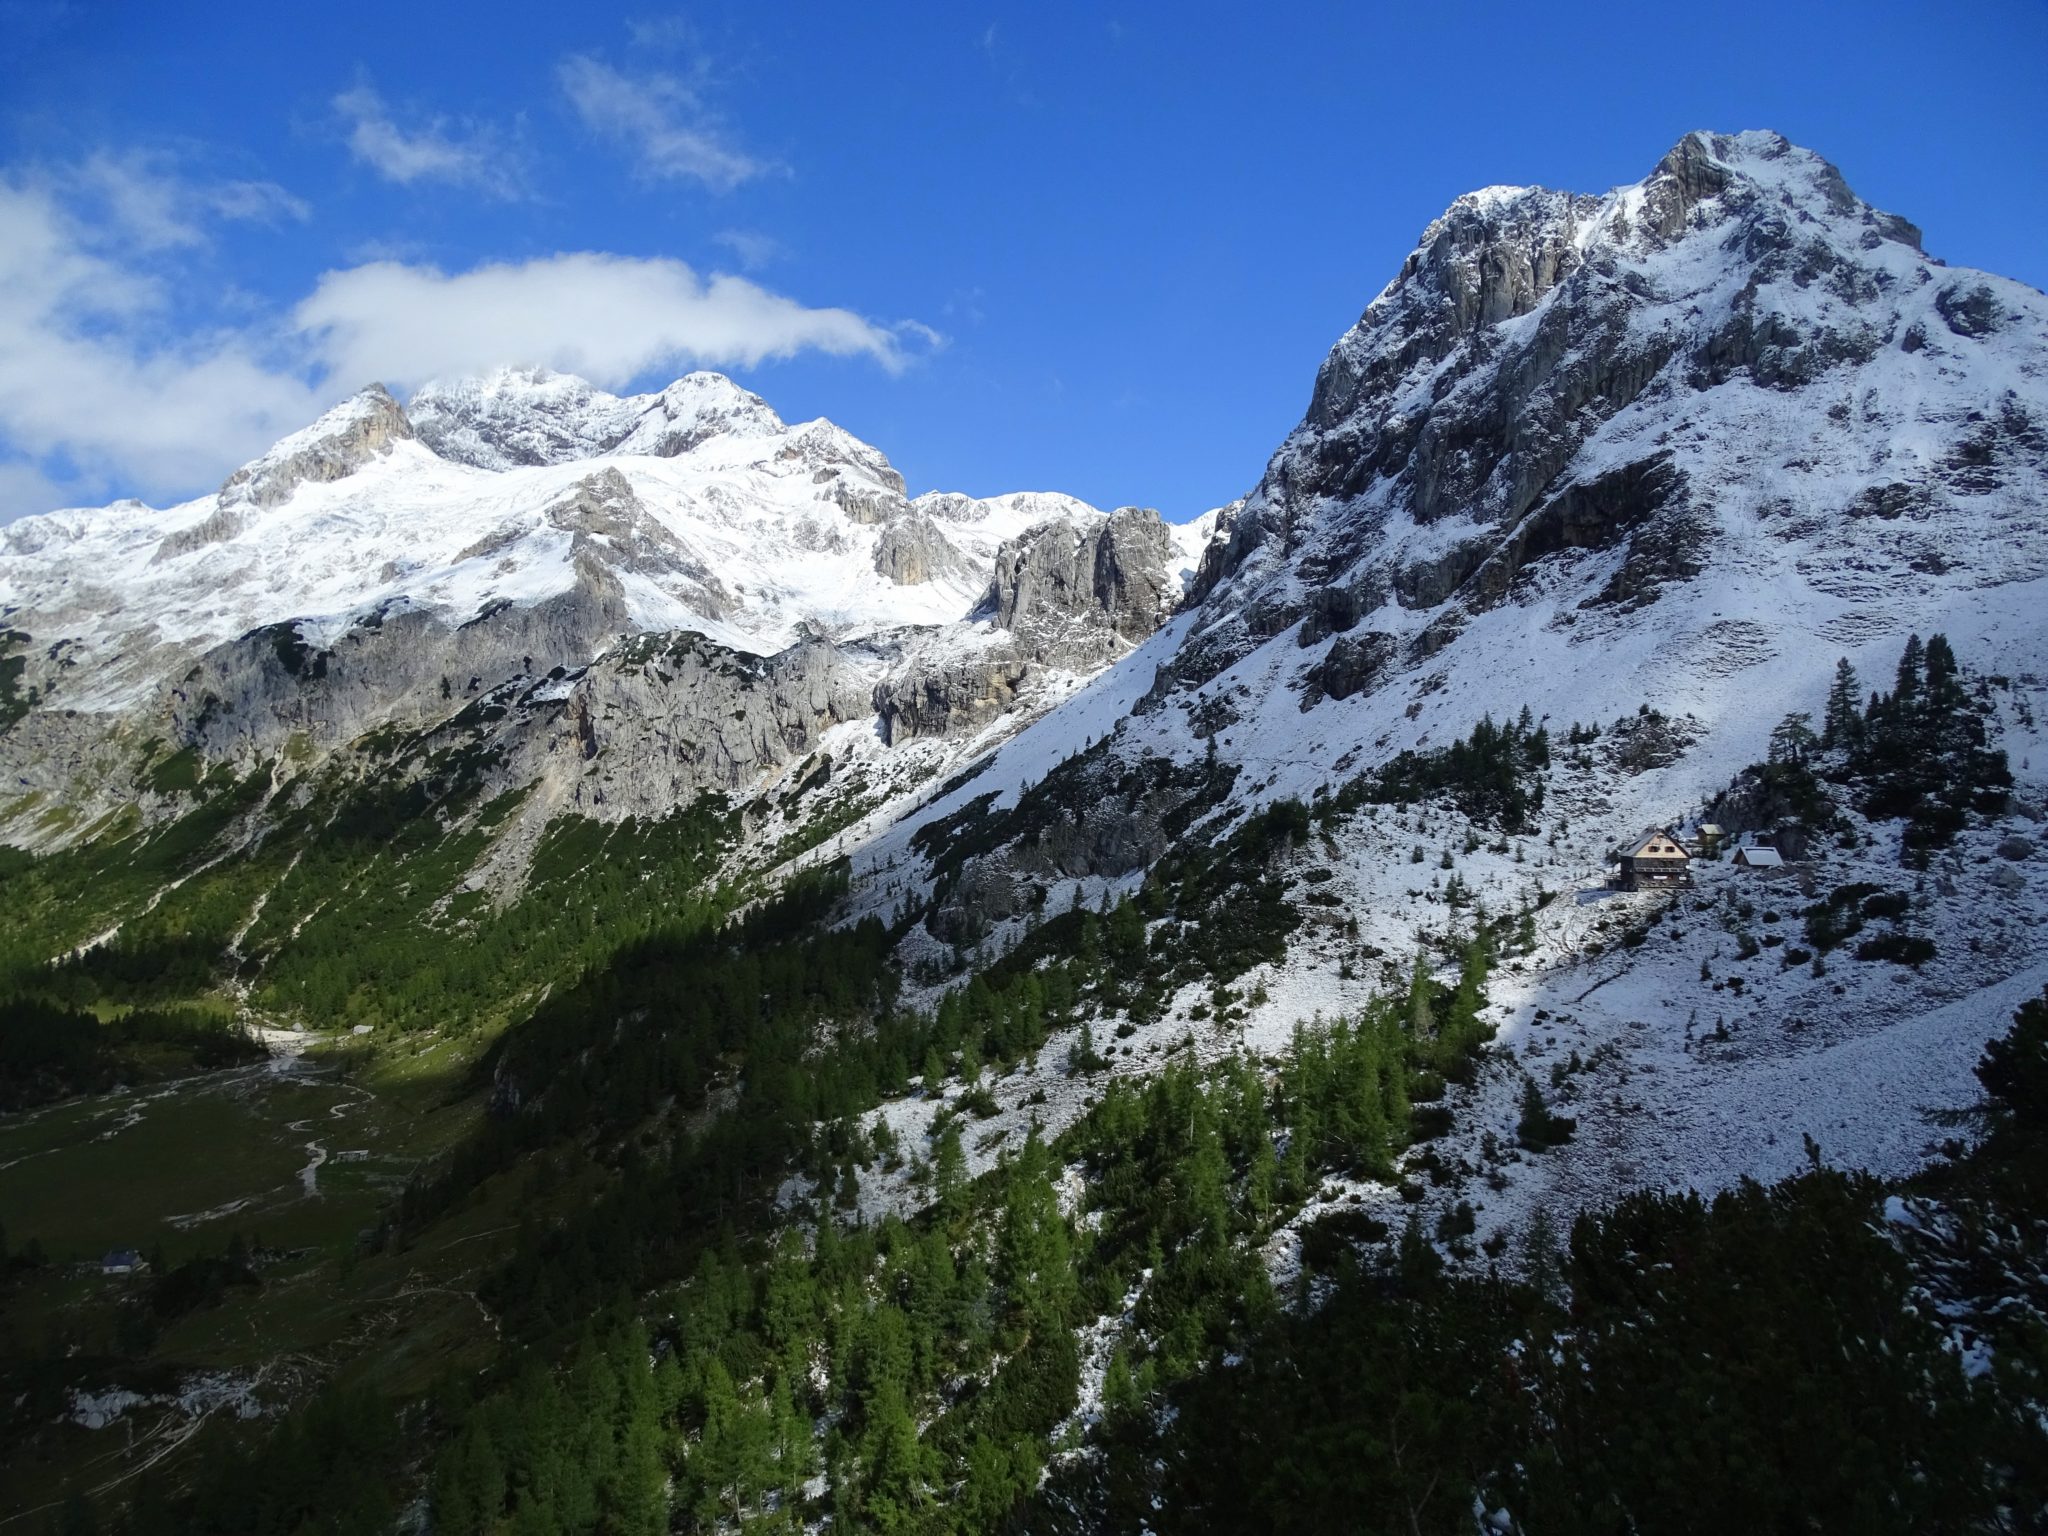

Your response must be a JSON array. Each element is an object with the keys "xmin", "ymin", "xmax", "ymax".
[
  {"xmin": 0, "ymin": 996, "xmax": 262, "ymax": 1110},
  {"xmin": 13, "ymin": 656, "xmax": 2040, "ymax": 1533},
  {"xmin": 1718, "ymin": 633, "xmax": 2012, "ymax": 866},
  {"xmin": 1326, "ymin": 710, "xmax": 1550, "ymax": 832},
  {"xmin": 90, "ymin": 967, "xmax": 2047, "ymax": 1534}
]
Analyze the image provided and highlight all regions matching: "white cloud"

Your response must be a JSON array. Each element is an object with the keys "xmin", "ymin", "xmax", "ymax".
[
  {"xmin": 294, "ymin": 252, "xmax": 917, "ymax": 388},
  {"xmin": 333, "ymin": 85, "xmax": 520, "ymax": 196},
  {"xmin": 712, "ymin": 228, "xmax": 787, "ymax": 270},
  {"xmin": 0, "ymin": 168, "xmax": 936, "ymax": 522},
  {"xmin": 558, "ymin": 54, "xmax": 771, "ymax": 190},
  {"xmin": 0, "ymin": 175, "xmax": 322, "ymax": 518}
]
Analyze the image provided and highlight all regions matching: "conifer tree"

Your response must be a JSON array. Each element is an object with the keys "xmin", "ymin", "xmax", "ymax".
[
  {"xmin": 932, "ymin": 1122, "xmax": 967, "ymax": 1218},
  {"xmin": 1822, "ymin": 656, "xmax": 1863, "ymax": 748},
  {"xmin": 1404, "ymin": 953, "xmax": 1436, "ymax": 1043},
  {"xmin": 998, "ymin": 1131, "xmax": 1075, "ymax": 1336},
  {"xmin": 1893, "ymin": 632, "xmax": 1925, "ymax": 707}
]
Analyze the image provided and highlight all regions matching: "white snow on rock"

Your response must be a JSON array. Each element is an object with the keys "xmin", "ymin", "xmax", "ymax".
[{"xmin": 0, "ymin": 368, "xmax": 1192, "ymax": 714}]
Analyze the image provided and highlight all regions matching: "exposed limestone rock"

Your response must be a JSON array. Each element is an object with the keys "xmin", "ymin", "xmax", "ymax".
[
  {"xmin": 982, "ymin": 507, "xmax": 1178, "ymax": 648},
  {"xmin": 874, "ymin": 506, "xmax": 1185, "ymax": 745},
  {"xmin": 872, "ymin": 512, "xmax": 971, "ymax": 586},
  {"xmin": 163, "ymin": 557, "xmax": 631, "ymax": 762},
  {"xmin": 527, "ymin": 632, "xmax": 873, "ymax": 815},
  {"xmin": 1301, "ymin": 631, "xmax": 1400, "ymax": 707},
  {"xmin": 216, "ymin": 386, "xmax": 414, "ymax": 511},
  {"xmin": 1936, "ymin": 282, "xmax": 2002, "ymax": 339},
  {"xmin": 543, "ymin": 470, "xmax": 734, "ymax": 615},
  {"xmin": 874, "ymin": 654, "xmax": 1031, "ymax": 746}
]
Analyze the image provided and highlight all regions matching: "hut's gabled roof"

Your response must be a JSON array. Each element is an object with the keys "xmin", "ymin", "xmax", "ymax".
[{"xmin": 1613, "ymin": 828, "xmax": 1691, "ymax": 861}]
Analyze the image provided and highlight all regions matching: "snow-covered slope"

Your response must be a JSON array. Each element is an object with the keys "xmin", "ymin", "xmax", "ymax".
[{"xmin": 820, "ymin": 130, "xmax": 2048, "ymax": 1234}]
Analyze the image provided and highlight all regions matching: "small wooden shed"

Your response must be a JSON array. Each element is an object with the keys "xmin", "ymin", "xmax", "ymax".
[
  {"xmin": 1613, "ymin": 829, "xmax": 1693, "ymax": 890},
  {"xmin": 1733, "ymin": 845, "xmax": 1785, "ymax": 870}
]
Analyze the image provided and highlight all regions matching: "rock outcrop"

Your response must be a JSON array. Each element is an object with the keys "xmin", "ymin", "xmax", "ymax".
[
  {"xmin": 875, "ymin": 506, "xmax": 1186, "ymax": 746},
  {"xmin": 981, "ymin": 506, "xmax": 1179, "ymax": 650},
  {"xmin": 872, "ymin": 512, "xmax": 972, "ymax": 586},
  {"xmin": 216, "ymin": 386, "xmax": 415, "ymax": 512}
]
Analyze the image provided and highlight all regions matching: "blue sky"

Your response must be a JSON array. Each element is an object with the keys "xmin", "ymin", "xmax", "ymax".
[{"xmin": 2, "ymin": 1, "xmax": 2044, "ymax": 524}]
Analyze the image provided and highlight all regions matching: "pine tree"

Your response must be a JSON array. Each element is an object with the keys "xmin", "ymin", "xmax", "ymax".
[
  {"xmin": 1822, "ymin": 657, "xmax": 1863, "ymax": 748},
  {"xmin": 1923, "ymin": 633, "xmax": 1962, "ymax": 709},
  {"xmin": 932, "ymin": 1121, "xmax": 967, "ymax": 1218},
  {"xmin": 1069, "ymin": 1017, "xmax": 1099, "ymax": 1075},
  {"xmin": 692, "ymin": 1359, "xmax": 771, "ymax": 1527},
  {"xmin": 1517, "ymin": 1078, "xmax": 1576, "ymax": 1151},
  {"xmin": 1893, "ymin": 632, "xmax": 1925, "ymax": 708},
  {"xmin": 997, "ymin": 1131, "xmax": 1075, "ymax": 1336},
  {"xmin": 1768, "ymin": 712, "xmax": 1819, "ymax": 766},
  {"xmin": 1437, "ymin": 927, "xmax": 1493, "ymax": 1076},
  {"xmin": 770, "ymin": 1370, "xmax": 819, "ymax": 1490},
  {"xmin": 1404, "ymin": 954, "xmax": 1436, "ymax": 1044},
  {"xmin": 1522, "ymin": 1206, "xmax": 1563, "ymax": 1303}
]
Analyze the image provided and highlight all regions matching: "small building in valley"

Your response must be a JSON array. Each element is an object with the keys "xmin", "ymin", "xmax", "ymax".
[
  {"xmin": 1612, "ymin": 829, "xmax": 1693, "ymax": 890},
  {"xmin": 100, "ymin": 1249, "xmax": 143, "ymax": 1276},
  {"xmin": 1733, "ymin": 844, "xmax": 1785, "ymax": 870}
]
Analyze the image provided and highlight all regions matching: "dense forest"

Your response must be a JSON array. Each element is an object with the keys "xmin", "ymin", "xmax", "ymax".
[{"xmin": 65, "ymin": 828, "xmax": 2045, "ymax": 1536}]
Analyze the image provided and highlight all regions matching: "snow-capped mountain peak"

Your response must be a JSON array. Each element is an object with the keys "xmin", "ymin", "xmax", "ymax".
[{"xmin": 407, "ymin": 365, "xmax": 787, "ymax": 473}]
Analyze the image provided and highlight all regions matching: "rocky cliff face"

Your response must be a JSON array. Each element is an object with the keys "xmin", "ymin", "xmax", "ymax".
[
  {"xmin": 1166, "ymin": 131, "xmax": 2045, "ymax": 711},
  {"xmin": 150, "ymin": 386, "xmax": 418, "ymax": 562},
  {"xmin": 873, "ymin": 505, "xmax": 1185, "ymax": 746},
  {"xmin": 216, "ymin": 385, "xmax": 417, "ymax": 512},
  {"xmin": 982, "ymin": 505, "xmax": 1180, "ymax": 647}
]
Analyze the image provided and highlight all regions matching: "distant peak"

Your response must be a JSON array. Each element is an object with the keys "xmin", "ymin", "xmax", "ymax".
[
  {"xmin": 408, "ymin": 367, "xmax": 785, "ymax": 470},
  {"xmin": 618, "ymin": 371, "xmax": 784, "ymax": 456},
  {"xmin": 217, "ymin": 384, "xmax": 413, "ymax": 510}
]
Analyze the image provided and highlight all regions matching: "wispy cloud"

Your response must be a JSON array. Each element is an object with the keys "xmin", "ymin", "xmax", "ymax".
[
  {"xmin": 557, "ymin": 54, "xmax": 773, "ymax": 190},
  {"xmin": 333, "ymin": 84, "xmax": 522, "ymax": 196},
  {"xmin": 77, "ymin": 149, "xmax": 307, "ymax": 250},
  {"xmin": 712, "ymin": 228, "xmax": 787, "ymax": 270},
  {"xmin": 624, "ymin": 13, "xmax": 693, "ymax": 50}
]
